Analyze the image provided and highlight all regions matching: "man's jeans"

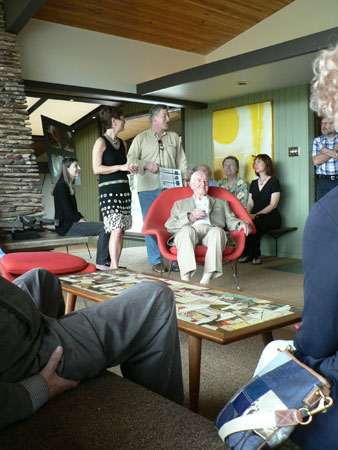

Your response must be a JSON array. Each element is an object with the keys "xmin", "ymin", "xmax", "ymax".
[
  {"xmin": 138, "ymin": 189, "xmax": 162, "ymax": 266},
  {"xmin": 317, "ymin": 176, "xmax": 338, "ymax": 201}
]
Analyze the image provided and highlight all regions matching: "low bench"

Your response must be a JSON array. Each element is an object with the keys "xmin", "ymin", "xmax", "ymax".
[
  {"xmin": 266, "ymin": 227, "xmax": 298, "ymax": 257},
  {"xmin": 123, "ymin": 231, "xmax": 145, "ymax": 243},
  {"xmin": 0, "ymin": 231, "xmax": 90, "ymax": 256}
]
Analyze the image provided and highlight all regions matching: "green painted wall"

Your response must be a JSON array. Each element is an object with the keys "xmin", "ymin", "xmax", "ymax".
[
  {"xmin": 184, "ymin": 85, "xmax": 315, "ymax": 259},
  {"xmin": 74, "ymin": 121, "xmax": 101, "ymax": 222}
]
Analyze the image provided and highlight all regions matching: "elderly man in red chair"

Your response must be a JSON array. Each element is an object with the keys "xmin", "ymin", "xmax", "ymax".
[{"xmin": 165, "ymin": 170, "xmax": 251, "ymax": 285}]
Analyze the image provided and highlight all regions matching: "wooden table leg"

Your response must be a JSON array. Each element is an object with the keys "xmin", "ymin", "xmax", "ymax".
[
  {"xmin": 188, "ymin": 334, "xmax": 202, "ymax": 413},
  {"xmin": 65, "ymin": 293, "xmax": 77, "ymax": 314},
  {"xmin": 261, "ymin": 331, "xmax": 273, "ymax": 346}
]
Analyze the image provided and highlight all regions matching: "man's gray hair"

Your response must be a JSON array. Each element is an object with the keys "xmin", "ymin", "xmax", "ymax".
[{"xmin": 149, "ymin": 104, "xmax": 168, "ymax": 124}]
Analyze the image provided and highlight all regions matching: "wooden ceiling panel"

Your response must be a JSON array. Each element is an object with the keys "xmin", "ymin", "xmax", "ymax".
[{"xmin": 34, "ymin": 0, "xmax": 294, "ymax": 55}]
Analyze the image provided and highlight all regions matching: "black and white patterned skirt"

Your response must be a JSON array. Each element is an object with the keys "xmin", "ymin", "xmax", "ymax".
[{"xmin": 99, "ymin": 181, "xmax": 132, "ymax": 232}]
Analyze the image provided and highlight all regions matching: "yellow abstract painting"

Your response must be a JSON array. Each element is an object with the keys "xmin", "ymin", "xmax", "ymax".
[{"xmin": 213, "ymin": 101, "xmax": 273, "ymax": 182}]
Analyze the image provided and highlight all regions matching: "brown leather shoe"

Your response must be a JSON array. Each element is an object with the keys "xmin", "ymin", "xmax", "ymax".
[{"xmin": 152, "ymin": 263, "xmax": 168, "ymax": 273}]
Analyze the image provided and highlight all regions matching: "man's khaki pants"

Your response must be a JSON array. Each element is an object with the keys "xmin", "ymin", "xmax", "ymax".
[{"xmin": 174, "ymin": 223, "xmax": 227, "ymax": 280}]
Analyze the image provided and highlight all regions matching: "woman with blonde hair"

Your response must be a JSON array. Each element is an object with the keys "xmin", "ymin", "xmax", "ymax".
[{"xmin": 256, "ymin": 43, "xmax": 338, "ymax": 449}]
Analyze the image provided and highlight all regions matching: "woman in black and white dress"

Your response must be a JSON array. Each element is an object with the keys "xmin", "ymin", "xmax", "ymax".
[{"xmin": 92, "ymin": 107, "xmax": 137, "ymax": 269}]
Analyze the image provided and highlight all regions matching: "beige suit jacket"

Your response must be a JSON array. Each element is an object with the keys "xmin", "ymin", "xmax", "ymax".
[{"xmin": 164, "ymin": 196, "xmax": 242, "ymax": 245}]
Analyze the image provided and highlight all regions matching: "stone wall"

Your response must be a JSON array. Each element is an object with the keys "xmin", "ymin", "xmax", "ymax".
[{"xmin": 0, "ymin": 0, "xmax": 44, "ymax": 223}]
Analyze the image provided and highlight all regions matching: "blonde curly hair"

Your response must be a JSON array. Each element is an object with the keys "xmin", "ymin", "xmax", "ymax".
[{"xmin": 310, "ymin": 42, "xmax": 338, "ymax": 131}]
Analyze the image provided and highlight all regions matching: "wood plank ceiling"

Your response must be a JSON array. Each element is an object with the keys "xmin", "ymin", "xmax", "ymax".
[{"xmin": 34, "ymin": 0, "xmax": 294, "ymax": 55}]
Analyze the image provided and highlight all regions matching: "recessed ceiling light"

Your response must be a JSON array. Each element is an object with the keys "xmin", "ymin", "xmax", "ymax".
[
  {"xmin": 236, "ymin": 81, "xmax": 248, "ymax": 86},
  {"xmin": 69, "ymin": 98, "xmax": 74, "ymax": 102},
  {"xmin": 92, "ymin": 116, "xmax": 96, "ymax": 119}
]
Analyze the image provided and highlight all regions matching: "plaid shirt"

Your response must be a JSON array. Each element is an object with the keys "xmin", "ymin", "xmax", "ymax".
[{"xmin": 312, "ymin": 134, "xmax": 338, "ymax": 175}]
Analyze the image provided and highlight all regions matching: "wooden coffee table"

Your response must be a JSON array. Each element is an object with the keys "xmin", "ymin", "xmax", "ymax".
[{"xmin": 60, "ymin": 269, "xmax": 302, "ymax": 413}]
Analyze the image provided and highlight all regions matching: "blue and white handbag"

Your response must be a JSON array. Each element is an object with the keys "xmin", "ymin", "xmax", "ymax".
[{"xmin": 215, "ymin": 349, "xmax": 333, "ymax": 449}]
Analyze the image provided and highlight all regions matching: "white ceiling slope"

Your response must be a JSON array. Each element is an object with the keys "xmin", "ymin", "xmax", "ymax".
[{"xmin": 16, "ymin": 0, "xmax": 338, "ymax": 105}]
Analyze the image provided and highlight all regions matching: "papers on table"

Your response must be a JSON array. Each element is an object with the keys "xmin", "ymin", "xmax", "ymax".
[{"xmin": 60, "ymin": 270, "xmax": 301, "ymax": 334}]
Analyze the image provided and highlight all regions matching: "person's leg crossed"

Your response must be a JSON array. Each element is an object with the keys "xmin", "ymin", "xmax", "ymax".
[{"xmin": 48, "ymin": 281, "xmax": 183, "ymax": 404}]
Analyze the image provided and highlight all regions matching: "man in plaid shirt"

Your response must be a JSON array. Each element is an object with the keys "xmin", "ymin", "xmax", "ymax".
[{"xmin": 312, "ymin": 117, "xmax": 338, "ymax": 200}]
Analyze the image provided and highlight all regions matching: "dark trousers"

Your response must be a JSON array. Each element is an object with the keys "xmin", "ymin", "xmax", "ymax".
[
  {"xmin": 66, "ymin": 221, "xmax": 110, "ymax": 265},
  {"xmin": 243, "ymin": 212, "xmax": 281, "ymax": 259},
  {"xmin": 316, "ymin": 175, "xmax": 338, "ymax": 201},
  {"xmin": 15, "ymin": 269, "xmax": 184, "ymax": 405}
]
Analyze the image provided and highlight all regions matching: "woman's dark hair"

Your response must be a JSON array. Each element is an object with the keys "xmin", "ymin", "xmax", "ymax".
[
  {"xmin": 99, "ymin": 106, "xmax": 124, "ymax": 132},
  {"xmin": 254, "ymin": 154, "xmax": 274, "ymax": 176},
  {"xmin": 52, "ymin": 157, "xmax": 78, "ymax": 196},
  {"xmin": 222, "ymin": 156, "xmax": 239, "ymax": 172}
]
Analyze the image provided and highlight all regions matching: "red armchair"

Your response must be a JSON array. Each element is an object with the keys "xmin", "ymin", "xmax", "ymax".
[{"xmin": 141, "ymin": 186, "xmax": 256, "ymax": 290}]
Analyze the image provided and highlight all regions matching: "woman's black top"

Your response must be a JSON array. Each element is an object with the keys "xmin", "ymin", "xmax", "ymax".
[
  {"xmin": 53, "ymin": 182, "xmax": 83, "ymax": 235},
  {"xmin": 98, "ymin": 136, "xmax": 128, "ymax": 184},
  {"xmin": 250, "ymin": 178, "xmax": 281, "ymax": 215}
]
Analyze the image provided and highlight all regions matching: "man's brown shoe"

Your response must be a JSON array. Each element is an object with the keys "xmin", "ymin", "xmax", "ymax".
[{"xmin": 152, "ymin": 263, "xmax": 168, "ymax": 273}]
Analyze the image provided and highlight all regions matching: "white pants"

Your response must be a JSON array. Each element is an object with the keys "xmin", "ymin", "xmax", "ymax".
[{"xmin": 174, "ymin": 223, "xmax": 226, "ymax": 279}]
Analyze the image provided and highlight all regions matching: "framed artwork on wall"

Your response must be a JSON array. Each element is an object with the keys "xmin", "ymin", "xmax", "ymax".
[
  {"xmin": 41, "ymin": 115, "xmax": 79, "ymax": 184},
  {"xmin": 213, "ymin": 101, "xmax": 273, "ymax": 182}
]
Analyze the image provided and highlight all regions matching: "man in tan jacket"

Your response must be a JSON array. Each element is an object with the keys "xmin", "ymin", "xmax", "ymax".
[
  {"xmin": 165, "ymin": 171, "xmax": 250, "ymax": 285},
  {"xmin": 127, "ymin": 104, "xmax": 188, "ymax": 273}
]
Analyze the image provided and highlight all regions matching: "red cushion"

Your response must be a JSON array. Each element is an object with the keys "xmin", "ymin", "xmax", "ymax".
[{"xmin": 1, "ymin": 252, "xmax": 88, "ymax": 275}]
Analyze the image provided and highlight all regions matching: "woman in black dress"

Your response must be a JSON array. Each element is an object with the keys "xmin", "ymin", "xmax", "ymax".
[
  {"xmin": 92, "ymin": 107, "xmax": 137, "ymax": 269},
  {"xmin": 238, "ymin": 154, "xmax": 281, "ymax": 265}
]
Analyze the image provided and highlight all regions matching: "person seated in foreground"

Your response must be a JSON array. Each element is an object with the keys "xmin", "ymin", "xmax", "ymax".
[
  {"xmin": 217, "ymin": 156, "xmax": 249, "ymax": 207},
  {"xmin": 197, "ymin": 164, "xmax": 217, "ymax": 186},
  {"xmin": 255, "ymin": 42, "xmax": 338, "ymax": 450},
  {"xmin": 0, "ymin": 268, "xmax": 183, "ymax": 429},
  {"xmin": 52, "ymin": 157, "xmax": 113, "ymax": 271},
  {"xmin": 164, "ymin": 171, "xmax": 251, "ymax": 285}
]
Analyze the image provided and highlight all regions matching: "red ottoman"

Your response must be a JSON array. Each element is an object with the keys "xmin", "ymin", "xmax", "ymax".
[{"xmin": 0, "ymin": 251, "xmax": 96, "ymax": 282}]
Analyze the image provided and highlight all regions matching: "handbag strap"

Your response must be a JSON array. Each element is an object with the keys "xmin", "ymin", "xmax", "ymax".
[{"xmin": 218, "ymin": 409, "xmax": 303, "ymax": 442}]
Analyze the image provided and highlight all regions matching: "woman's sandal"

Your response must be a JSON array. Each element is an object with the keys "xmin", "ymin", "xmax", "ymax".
[
  {"xmin": 238, "ymin": 256, "xmax": 250, "ymax": 263},
  {"xmin": 252, "ymin": 257, "xmax": 262, "ymax": 265}
]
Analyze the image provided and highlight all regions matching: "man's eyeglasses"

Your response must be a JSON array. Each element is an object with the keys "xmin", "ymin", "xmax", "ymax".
[{"xmin": 158, "ymin": 139, "xmax": 164, "ymax": 151}]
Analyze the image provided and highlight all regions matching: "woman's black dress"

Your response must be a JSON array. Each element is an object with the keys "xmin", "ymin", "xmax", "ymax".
[{"xmin": 98, "ymin": 136, "xmax": 132, "ymax": 232}]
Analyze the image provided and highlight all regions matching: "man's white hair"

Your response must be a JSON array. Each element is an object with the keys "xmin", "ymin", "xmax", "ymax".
[
  {"xmin": 310, "ymin": 42, "xmax": 338, "ymax": 131},
  {"xmin": 190, "ymin": 170, "xmax": 208, "ymax": 185}
]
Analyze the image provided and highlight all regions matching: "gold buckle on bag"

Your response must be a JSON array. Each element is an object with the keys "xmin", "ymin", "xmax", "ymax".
[{"xmin": 299, "ymin": 390, "xmax": 334, "ymax": 425}]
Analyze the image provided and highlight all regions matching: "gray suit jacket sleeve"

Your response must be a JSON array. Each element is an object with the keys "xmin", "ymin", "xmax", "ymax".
[
  {"xmin": 0, "ymin": 382, "xmax": 33, "ymax": 429},
  {"xmin": 0, "ymin": 374, "xmax": 50, "ymax": 429}
]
